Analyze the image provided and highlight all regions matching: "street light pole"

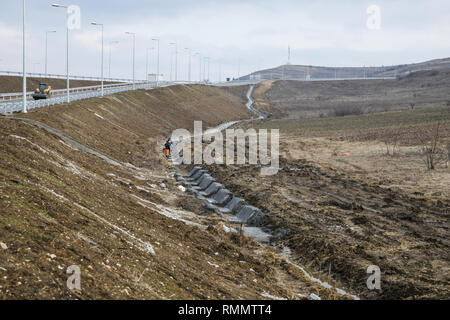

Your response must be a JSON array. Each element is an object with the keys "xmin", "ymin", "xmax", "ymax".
[
  {"xmin": 52, "ymin": 3, "xmax": 70, "ymax": 103},
  {"xmin": 184, "ymin": 48, "xmax": 191, "ymax": 82},
  {"xmin": 238, "ymin": 58, "xmax": 240, "ymax": 80},
  {"xmin": 152, "ymin": 38, "xmax": 160, "ymax": 86},
  {"xmin": 91, "ymin": 22, "xmax": 104, "ymax": 96},
  {"xmin": 22, "ymin": 0, "xmax": 27, "ymax": 113},
  {"xmin": 170, "ymin": 42, "xmax": 178, "ymax": 81},
  {"xmin": 195, "ymin": 52, "xmax": 201, "ymax": 82},
  {"xmin": 108, "ymin": 41, "xmax": 119, "ymax": 79},
  {"xmin": 169, "ymin": 50, "xmax": 173, "ymax": 82},
  {"xmin": 146, "ymin": 47, "xmax": 154, "ymax": 82},
  {"xmin": 125, "ymin": 32, "xmax": 136, "ymax": 88},
  {"xmin": 203, "ymin": 57, "xmax": 208, "ymax": 82},
  {"xmin": 206, "ymin": 57, "xmax": 210, "ymax": 82},
  {"xmin": 45, "ymin": 30, "xmax": 56, "ymax": 77}
]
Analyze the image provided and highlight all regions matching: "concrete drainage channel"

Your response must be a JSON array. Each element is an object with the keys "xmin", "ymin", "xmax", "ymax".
[
  {"xmin": 165, "ymin": 85, "xmax": 360, "ymax": 300},
  {"xmin": 173, "ymin": 166, "xmax": 359, "ymax": 300},
  {"xmin": 175, "ymin": 166, "xmax": 272, "ymax": 243}
]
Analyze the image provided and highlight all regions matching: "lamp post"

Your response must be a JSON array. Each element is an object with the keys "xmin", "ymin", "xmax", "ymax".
[
  {"xmin": 195, "ymin": 52, "xmax": 201, "ymax": 82},
  {"xmin": 203, "ymin": 57, "xmax": 208, "ymax": 82},
  {"xmin": 108, "ymin": 41, "xmax": 119, "ymax": 79},
  {"xmin": 184, "ymin": 48, "xmax": 191, "ymax": 82},
  {"xmin": 45, "ymin": 30, "xmax": 56, "ymax": 77},
  {"xmin": 170, "ymin": 42, "xmax": 178, "ymax": 81},
  {"xmin": 152, "ymin": 38, "xmax": 160, "ymax": 86},
  {"xmin": 169, "ymin": 50, "xmax": 173, "ymax": 81},
  {"xmin": 146, "ymin": 47, "xmax": 155, "ymax": 82},
  {"xmin": 91, "ymin": 22, "xmax": 104, "ymax": 96},
  {"xmin": 52, "ymin": 3, "xmax": 70, "ymax": 104},
  {"xmin": 22, "ymin": 0, "xmax": 27, "ymax": 113},
  {"xmin": 205, "ymin": 57, "xmax": 210, "ymax": 82},
  {"xmin": 238, "ymin": 58, "xmax": 240, "ymax": 80},
  {"xmin": 125, "ymin": 32, "xmax": 136, "ymax": 88}
]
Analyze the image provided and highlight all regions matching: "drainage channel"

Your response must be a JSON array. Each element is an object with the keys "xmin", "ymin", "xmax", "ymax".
[{"xmin": 166, "ymin": 85, "xmax": 360, "ymax": 300}]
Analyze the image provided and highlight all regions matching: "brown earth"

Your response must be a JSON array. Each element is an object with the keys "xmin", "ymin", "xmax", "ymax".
[
  {"xmin": 203, "ymin": 79, "xmax": 450, "ymax": 300},
  {"xmin": 205, "ymin": 155, "xmax": 449, "ymax": 300},
  {"xmin": 0, "ymin": 75, "xmax": 119, "ymax": 94},
  {"xmin": 19, "ymin": 84, "xmax": 254, "ymax": 165},
  {"xmin": 0, "ymin": 84, "xmax": 345, "ymax": 300}
]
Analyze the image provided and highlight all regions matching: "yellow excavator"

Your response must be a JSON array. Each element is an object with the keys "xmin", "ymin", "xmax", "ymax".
[{"xmin": 32, "ymin": 83, "xmax": 52, "ymax": 100}]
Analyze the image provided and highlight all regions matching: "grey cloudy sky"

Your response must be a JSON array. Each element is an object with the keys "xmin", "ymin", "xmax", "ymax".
[{"xmin": 1, "ymin": 0, "xmax": 450, "ymax": 81}]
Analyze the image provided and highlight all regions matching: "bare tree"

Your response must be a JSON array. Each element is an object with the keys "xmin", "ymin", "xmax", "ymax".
[
  {"xmin": 383, "ymin": 127, "xmax": 403, "ymax": 157},
  {"xmin": 417, "ymin": 123, "xmax": 446, "ymax": 170}
]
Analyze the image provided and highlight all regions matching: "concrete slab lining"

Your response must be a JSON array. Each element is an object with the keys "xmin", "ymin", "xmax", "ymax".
[
  {"xmin": 192, "ymin": 176, "xmax": 215, "ymax": 191},
  {"xmin": 191, "ymin": 173, "xmax": 210, "ymax": 186},
  {"xmin": 231, "ymin": 205, "xmax": 266, "ymax": 226},
  {"xmin": 179, "ymin": 164, "xmax": 268, "ymax": 227},
  {"xmin": 200, "ymin": 183, "xmax": 224, "ymax": 197},
  {"xmin": 187, "ymin": 170, "xmax": 207, "ymax": 182},
  {"xmin": 207, "ymin": 189, "xmax": 232, "ymax": 206},
  {"xmin": 219, "ymin": 197, "xmax": 245, "ymax": 215},
  {"xmin": 186, "ymin": 166, "xmax": 202, "ymax": 178}
]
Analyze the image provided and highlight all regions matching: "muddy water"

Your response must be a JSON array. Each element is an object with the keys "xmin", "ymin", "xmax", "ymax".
[
  {"xmin": 277, "ymin": 246, "xmax": 360, "ymax": 300},
  {"xmin": 244, "ymin": 227, "xmax": 272, "ymax": 243}
]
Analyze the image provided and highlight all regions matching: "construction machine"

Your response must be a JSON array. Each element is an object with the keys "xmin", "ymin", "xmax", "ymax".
[{"xmin": 32, "ymin": 83, "xmax": 52, "ymax": 100}]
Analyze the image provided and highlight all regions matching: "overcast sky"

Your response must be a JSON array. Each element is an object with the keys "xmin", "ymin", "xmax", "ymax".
[{"xmin": 1, "ymin": 0, "xmax": 450, "ymax": 81}]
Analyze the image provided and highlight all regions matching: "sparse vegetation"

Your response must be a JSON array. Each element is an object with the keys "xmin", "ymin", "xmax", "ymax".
[
  {"xmin": 266, "ymin": 69, "xmax": 450, "ymax": 120},
  {"xmin": 417, "ymin": 123, "xmax": 446, "ymax": 170},
  {"xmin": 333, "ymin": 105, "xmax": 364, "ymax": 117},
  {"xmin": 382, "ymin": 127, "xmax": 403, "ymax": 156}
]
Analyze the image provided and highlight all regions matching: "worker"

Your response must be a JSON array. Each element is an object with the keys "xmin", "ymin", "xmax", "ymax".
[{"xmin": 163, "ymin": 138, "xmax": 172, "ymax": 158}]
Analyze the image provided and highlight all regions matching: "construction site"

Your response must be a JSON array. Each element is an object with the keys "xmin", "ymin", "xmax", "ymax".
[{"xmin": 0, "ymin": 0, "xmax": 449, "ymax": 305}]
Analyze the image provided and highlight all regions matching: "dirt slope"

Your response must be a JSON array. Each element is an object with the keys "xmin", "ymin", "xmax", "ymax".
[
  {"xmin": 0, "ymin": 84, "xmax": 342, "ymax": 300},
  {"xmin": 20, "ymin": 84, "xmax": 253, "ymax": 165}
]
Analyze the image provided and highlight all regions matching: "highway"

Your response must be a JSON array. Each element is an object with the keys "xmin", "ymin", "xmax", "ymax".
[{"xmin": 0, "ymin": 79, "xmax": 261, "ymax": 114}]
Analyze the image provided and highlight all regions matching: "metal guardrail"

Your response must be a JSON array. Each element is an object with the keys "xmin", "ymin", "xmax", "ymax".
[
  {"xmin": 281, "ymin": 76, "xmax": 396, "ymax": 81},
  {"xmin": 0, "ymin": 80, "xmax": 223, "ymax": 114},
  {"xmin": 0, "ymin": 82, "xmax": 172, "ymax": 114},
  {"xmin": 0, "ymin": 83, "xmax": 135, "ymax": 101},
  {"xmin": 213, "ymin": 80, "xmax": 262, "ymax": 87},
  {"xmin": 0, "ymin": 70, "xmax": 141, "ymax": 83}
]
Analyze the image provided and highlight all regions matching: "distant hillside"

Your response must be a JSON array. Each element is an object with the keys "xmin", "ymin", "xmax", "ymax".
[{"xmin": 241, "ymin": 57, "xmax": 450, "ymax": 81}]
